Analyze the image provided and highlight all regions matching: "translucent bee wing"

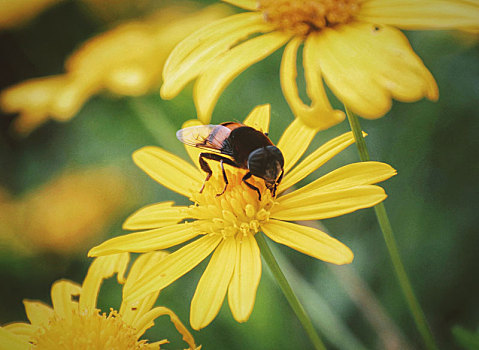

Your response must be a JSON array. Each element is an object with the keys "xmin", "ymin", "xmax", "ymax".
[{"xmin": 176, "ymin": 124, "xmax": 232, "ymax": 152}]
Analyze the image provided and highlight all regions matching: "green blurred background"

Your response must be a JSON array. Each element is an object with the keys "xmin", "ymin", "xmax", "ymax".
[{"xmin": 0, "ymin": 1, "xmax": 478, "ymax": 349}]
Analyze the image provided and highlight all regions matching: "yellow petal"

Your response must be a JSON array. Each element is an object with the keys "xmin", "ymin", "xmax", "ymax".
[
  {"xmin": 79, "ymin": 253, "xmax": 129, "ymax": 312},
  {"xmin": 50, "ymin": 280, "xmax": 81, "ymax": 321},
  {"xmin": 272, "ymin": 185, "xmax": 387, "ymax": 221},
  {"xmin": 120, "ymin": 252, "xmax": 169, "ymax": 329},
  {"xmin": 280, "ymin": 131, "xmax": 360, "ymax": 192},
  {"xmin": 3, "ymin": 323, "xmax": 36, "ymax": 339},
  {"xmin": 22, "ymin": 300, "xmax": 53, "ymax": 326},
  {"xmin": 133, "ymin": 146, "xmax": 202, "ymax": 198},
  {"xmin": 277, "ymin": 118, "xmax": 317, "ymax": 173},
  {"xmin": 243, "ymin": 104, "xmax": 271, "ymax": 133},
  {"xmin": 222, "ymin": 0, "xmax": 257, "ymax": 11},
  {"xmin": 227, "ymin": 234, "xmax": 261, "ymax": 323},
  {"xmin": 123, "ymin": 202, "xmax": 189, "ymax": 230},
  {"xmin": 0, "ymin": 75, "xmax": 65, "ymax": 135},
  {"xmin": 262, "ymin": 220, "xmax": 353, "ymax": 264},
  {"xmin": 288, "ymin": 161, "xmax": 397, "ymax": 196},
  {"xmin": 190, "ymin": 237, "xmax": 236, "ymax": 330},
  {"xmin": 88, "ymin": 223, "xmax": 200, "ymax": 256},
  {"xmin": 315, "ymin": 23, "xmax": 438, "ymax": 119},
  {"xmin": 194, "ymin": 31, "xmax": 292, "ymax": 123},
  {"xmin": 133, "ymin": 306, "xmax": 197, "ymax": 350},
  {"xmin": 280, "ymin": 37, "xmax": 345, "ymax": 129},
  {"xmin": 163, "ymin": 12, "xmax": 263, "ymax": 77},
  {"xmin": 123, "ymin": 235, "xmax": 222, "ymax": 302},
  {"xmin": 357, "ymin": 0, "xmax": 479, "ymax": 31},
  {"xmin": 0, "ymin": 328, "xmax": 28, "ymax": 350},
  {"xmin": 161, "ymin": 12, "xmax": 269, "ymax": 100}
]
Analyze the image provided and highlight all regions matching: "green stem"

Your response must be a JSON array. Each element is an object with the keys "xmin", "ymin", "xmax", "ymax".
[
  {"xmin": 256, "ymin": 233, "xmax": 327, "ymax": 350},
  {"xmin": 344, "ymin": 105, "xmax": 438, "ymax": 350}
]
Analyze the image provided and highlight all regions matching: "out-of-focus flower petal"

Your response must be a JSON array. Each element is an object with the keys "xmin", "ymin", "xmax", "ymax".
[
  {"xmin": 281, "ymin": 36, "xmax": 345, "ymax": 129},
  {"xmin": 222, "ymin": 0, "xmax": 257, "ymax": 11},
  {"xmin": 357, "ymin": 0, "xmax": 479, "ymax": 31},
  {"xmin": 194, "ymin": 31, "xmax": 292, "ymax": 123},
  {"xmin": 0, "ymin": 0, "xmax": 62, "ymax": 29},
  {"xmin": 315, "ymin": 23, "xmax": 438, "ymax": 118},
  {"xmin": 161, "ymin": 12, "xmax": 270, "ymax": 101}
]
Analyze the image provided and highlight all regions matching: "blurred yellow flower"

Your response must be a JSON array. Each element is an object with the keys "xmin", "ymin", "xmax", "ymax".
[
  {"xmin": 0, "ymin": 167, "xmax": 131, "ymax": 255},
  {"xmin": 0, "ymin": 3, "xmax": 230, "ymax": 135},
  {"xmin": 0, "ymin": 252, "xmax": 197, "ymax": 349},
  {"xmin": 0, "ymin": 0, "xmax": 62, "ymax": 29},
  {"xmin": 161, "ymin": 0, "xmax": 479, "ymax": 129},
  {"xmin": 89, "ymin": 104, "xmax": 396, "ymax": 330}
]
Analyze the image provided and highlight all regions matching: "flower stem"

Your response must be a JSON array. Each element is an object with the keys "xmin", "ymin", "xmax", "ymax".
[
  {"xmin": 344, "ymin": 105, "xmax": 438, "ymax": 350},
  {"xmin": 256, "ymin": 233, "xmax": 327, "ymax": 350}
]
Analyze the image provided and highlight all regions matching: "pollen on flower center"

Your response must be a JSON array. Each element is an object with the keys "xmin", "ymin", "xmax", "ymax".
[
  {"xmin": 32, "ymin": 309, "xmax": 148, "ymax": 350},
  {"xmin": 258, "ymin": 0, "xmax": 360, "ymax": 36},
  {"xmin": 188, "ymin": 167, "xmax": 274, "ymax": 239}
]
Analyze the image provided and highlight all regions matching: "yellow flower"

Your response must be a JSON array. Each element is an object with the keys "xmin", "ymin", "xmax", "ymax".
[
  {"xmin": 0, "ymin": 3, "xmax": 230, "ymax": 135},
  {"xmin": 0, "ymin": 167, "xmax": 132, "ymax": 255},
  {"xmin": 89, "ymin": 104, "xmax": 396, "ymax": 330},
  {"xmin": 161, "ymin": 0, "xmax": 479, "ymax": 128},
  {"xmin": 0, "ymin": 252, "xmax": 197, "ymax": 350}
]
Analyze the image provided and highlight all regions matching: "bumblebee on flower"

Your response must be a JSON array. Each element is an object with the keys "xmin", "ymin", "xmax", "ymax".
[{"xmin": 89, "ymin": 104, "xmax": 396, "ymax": 330}]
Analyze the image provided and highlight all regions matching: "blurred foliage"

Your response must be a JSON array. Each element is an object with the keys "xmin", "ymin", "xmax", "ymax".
[
  {"xmin": 452, "ymin": 326, "xmax": 479, "ymax": 350},
  {"xmin": 0, "ymin": 1, "xmax": 478, "ymax": 349}
]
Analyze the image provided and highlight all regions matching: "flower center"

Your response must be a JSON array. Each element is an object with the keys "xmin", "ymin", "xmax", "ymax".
[
  {"xmin": 258, "ymin": 0, "xmax": 360, "ymax": 36},
  {"xmin": 32, "ymin": 309, "xmax": 150, "ymax": 350},
  {"xmin": 188, "ymin": 167, "xmax": 274, "ymax": 239}
]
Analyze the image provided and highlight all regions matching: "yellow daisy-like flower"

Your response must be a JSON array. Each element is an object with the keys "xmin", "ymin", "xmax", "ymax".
[
  {"xmin": 89, "ymin": 104, "xmax": 396, "ymax": 330},
  {"xmin": 11, "ymin": 167, "xmax": 131, "ymax": 255},
  {"xmin": 0, "ymin": 252, "xmax": 197, "ymax": 350},
  {"xmin": 161, "ymin": 0, "xmax": 479, "ymax": 128},
  {"xmin": 0, "ymin": 3, "xmax": 229, "ymax": 135}
]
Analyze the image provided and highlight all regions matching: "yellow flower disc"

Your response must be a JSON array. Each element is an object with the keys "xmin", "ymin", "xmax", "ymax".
[
  {"xmin": 188, "ymin": 167, "xmax": 273, "ymax": 239},
  {"xmin": 32, "ymin": 310, "xmax": 148, "ymax": 350},
  {"xmin": 259, "ymin": 0, "xmax": 360, "ymax": 36}
]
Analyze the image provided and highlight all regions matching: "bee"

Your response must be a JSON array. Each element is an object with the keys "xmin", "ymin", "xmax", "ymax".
[{"xmin": 177, "ymin": 122, "xmax": 284, "ymax": 200}]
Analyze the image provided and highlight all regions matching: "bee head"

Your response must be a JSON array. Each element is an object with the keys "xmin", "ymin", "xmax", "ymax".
[{"xmin": 247, "ymin": 145, "xmax": 284, "ymax": 196}]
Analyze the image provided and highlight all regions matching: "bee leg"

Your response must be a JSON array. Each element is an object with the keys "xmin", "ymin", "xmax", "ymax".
[
  {"xmin": 271, "ymin": 169, "xmax": 284, "ymax": 197},
  {"xmin": 242, "ymin": 172, "xmax": 262, "ymax": 201},
  {"xmin": 199, "ymin": 153, "xmax": 238, "ymax": 194},
  {"xmin": 216, "ymin": 159, "xmax": 229, "ymax": 197},
  {"xmin": 199, "ymin": 154, "xmax": 213, "ymax": 193}
]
